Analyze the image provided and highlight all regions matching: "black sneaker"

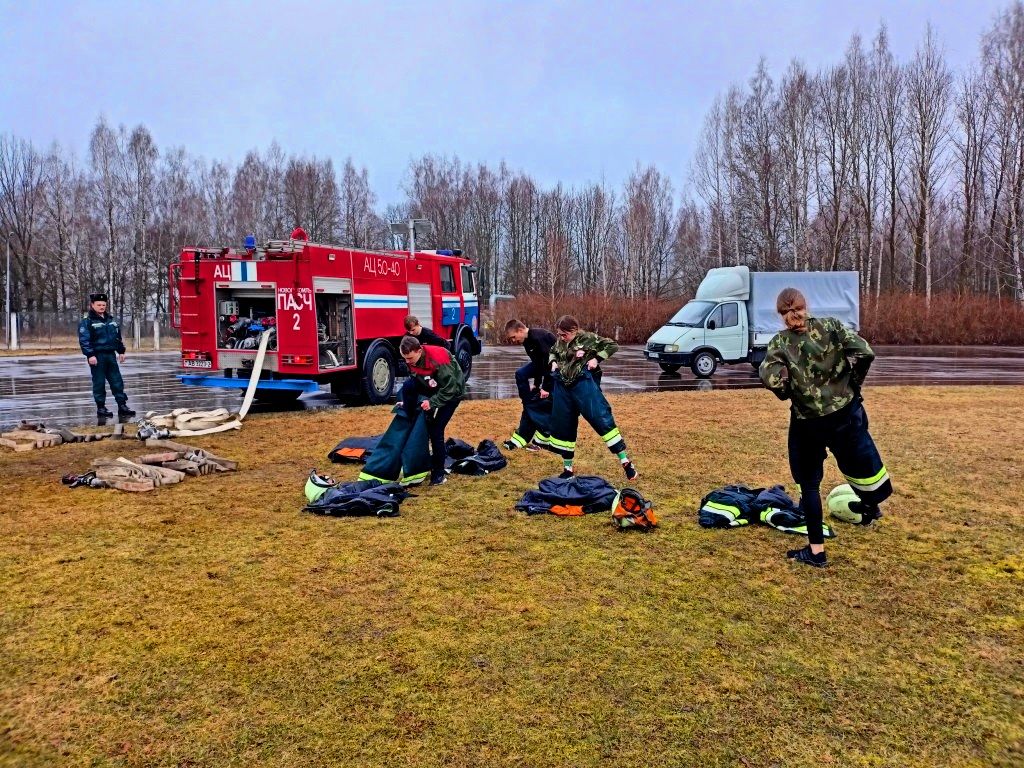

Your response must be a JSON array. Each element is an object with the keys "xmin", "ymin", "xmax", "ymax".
[
  {"xmin": 623, "ymin": 461, "xmax": 639, "ymax": 481},
  {"xmin": 524, "ymin": 442, "xmax": 541, "ymax": 453},
  {"xmin": 786, "ymin": 546, "xmax": 828, "ymax": 568},
  {"xmin": 501, "ymin": 439, "xmax": 517, "ymax": 451},
  {"xmin": 558, "ymin": 469, "xmax": 575, "ymax": 480},
  {"xmin": 96, "ymin": 406, "xmax": 114, "ymax": 418},
  {"xmin": 430, "ymin": 474, "xmax": 448, "ymax": 486},
  {"xmin": 118, "ymin": 406, "xmax": 136, "ymax": 417}
]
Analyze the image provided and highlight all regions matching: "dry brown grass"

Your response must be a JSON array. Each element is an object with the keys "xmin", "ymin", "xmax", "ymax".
[{"xmin": 1, "ymin": 387, "xmax": 1022, "ymax": 767}]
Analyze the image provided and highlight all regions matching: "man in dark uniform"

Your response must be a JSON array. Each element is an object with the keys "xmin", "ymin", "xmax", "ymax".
[
  {"xmin": 404, "ymin": 315, "xmax": 450, "ymax": 349},
  {"xmin": 502, "ymin": 319, "xmax": 557, "ymax": 451},
  {"xmin": 78, "ymin": 292, "xmax": 135, "ymax": 419}
]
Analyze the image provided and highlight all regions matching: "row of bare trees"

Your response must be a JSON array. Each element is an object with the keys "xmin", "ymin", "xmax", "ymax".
[
  {"xmin": 693, "ymin": 4, "xmax": 1024, "ymax": 302},
  {"xmin": 1, "ymin": 2, "xmax": 1022, "ymax": 317}
]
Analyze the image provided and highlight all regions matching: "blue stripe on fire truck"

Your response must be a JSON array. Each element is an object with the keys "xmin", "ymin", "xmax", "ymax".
[{"xmin": 230, "ymin": 261, "xmax": 259, "ymax": 281}]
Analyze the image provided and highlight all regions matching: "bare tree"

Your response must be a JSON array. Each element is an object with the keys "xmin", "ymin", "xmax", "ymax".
[{"xmin": 905, "ymin": 25, "xmax": 952, "ymax": 302}]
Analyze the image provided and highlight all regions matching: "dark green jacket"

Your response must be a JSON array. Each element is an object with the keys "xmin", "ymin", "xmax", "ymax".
[
  {"xmin": 78, "ymin": 310, "xmax": 126, "ymax": 356},
  {"xmin": 759, "ymin": 316, "xmax": 874, "ymax": 419},
  {"xmin": 408, "ymin": 344, "xmax": 467, "ymax": 408},
  {"xmin": 549, "ymin": 330, "xmax": 618, "ymax": 386}
]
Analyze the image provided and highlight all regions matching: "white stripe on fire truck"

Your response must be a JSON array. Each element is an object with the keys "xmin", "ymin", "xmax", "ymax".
[
  {"xmin": 354, "ymin": 294, "xmax": 409, "ymax": 308},
  {"xmin": 230, "ymin": 261, "xmax": 258, "ymax": 281}
]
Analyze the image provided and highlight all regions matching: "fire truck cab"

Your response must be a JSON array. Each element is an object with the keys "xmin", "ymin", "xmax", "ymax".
[{"xmin": 170, "ymin": 234, "xmax": 481, "ymax": 404}]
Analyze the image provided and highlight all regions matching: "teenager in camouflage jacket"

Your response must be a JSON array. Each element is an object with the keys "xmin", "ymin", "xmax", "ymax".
[
  {"xmin": 759, "ymin": 288, "xmax": 892, "ymax": 568},
  {"xmin": 546, "ymin": 316, "xmax": 638, "ymax": 482}
]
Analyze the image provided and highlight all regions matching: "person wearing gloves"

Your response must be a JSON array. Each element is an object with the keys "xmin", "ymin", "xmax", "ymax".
[
  {"xmin": 78, "ymin": 292, "xmax": 135, "ymax": 419},
  {"xmin": 759, "ymin": 287, "xmax": 892, "ymax": 568},
  {"xmin": 547, "ymin": 315, "xmax": 638, "ymax": 481},
  {"xmin": 398, "ymin": 335, "xmax": 467, "ymax": 485}
]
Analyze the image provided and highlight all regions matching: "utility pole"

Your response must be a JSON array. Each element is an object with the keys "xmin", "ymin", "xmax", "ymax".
[{"xmin": 5, "ymin": 231, "xmax": 14, "ymax": 349}]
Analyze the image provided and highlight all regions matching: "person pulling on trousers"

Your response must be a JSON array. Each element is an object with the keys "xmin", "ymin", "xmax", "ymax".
[
  {"xmin": 78, "ymin": 292, "xmax": 136, "ymax": 419},
  {"xmin": 502, "ymin": 318, "xmax": 556, "ymax": 451},
  {"xmin": 759, "ymin": 287, "xmax": 892, "ymax": 568},
  {"xmin": 398, "ymin": 335, "xmax": 467, "ymax": 485},
  {"xmin": 547, "ymin": 315, "xmax": 638, "ymax": 481}
]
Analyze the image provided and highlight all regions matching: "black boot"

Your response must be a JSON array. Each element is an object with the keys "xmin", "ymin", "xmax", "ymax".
[
  {"xmin": 97, "ymin": 405, "xmax": 114, "ymax": 418},
  {"xmin": 118, "ymin": 405, "xmax": 136, "ymax": 417}
]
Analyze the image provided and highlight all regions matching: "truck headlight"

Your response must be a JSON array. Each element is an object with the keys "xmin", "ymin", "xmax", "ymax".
[{"xmin": 663, "ymin": 344, "xmax": 678, "ymax": 353}]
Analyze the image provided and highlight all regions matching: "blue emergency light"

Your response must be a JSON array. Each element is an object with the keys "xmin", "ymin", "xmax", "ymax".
[{"xmin": 244, "ymin": 234, "xmax": 257, "ymax": 250}]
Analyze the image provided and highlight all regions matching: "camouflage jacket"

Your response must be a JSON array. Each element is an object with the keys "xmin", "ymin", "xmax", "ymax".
[
  {"xmin": 549, "ymin": 330, "xmax": 618, "ymax": 386},
  {"xmin": 759, "ymin": 317, "xmax": 874, "ymax": 419}
]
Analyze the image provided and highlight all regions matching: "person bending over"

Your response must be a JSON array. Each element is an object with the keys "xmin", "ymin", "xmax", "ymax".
[
  {"xmin": 399, "ymin": 335, "xmax": 467, "ymax": 485},
  {"xmin": 502, "ymin": 319, "xmax": 556, "ymax": 451}
]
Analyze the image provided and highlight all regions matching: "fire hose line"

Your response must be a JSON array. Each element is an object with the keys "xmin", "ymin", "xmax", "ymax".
[{"xmin": 143, "ymin": 330, "xmax": 271, "ymax": 438}]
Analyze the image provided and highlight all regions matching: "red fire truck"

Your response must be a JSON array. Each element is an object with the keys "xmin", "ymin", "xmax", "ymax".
[{"xmin": 170, "ymin": 233, "xmax": 481, "ymax": 404}]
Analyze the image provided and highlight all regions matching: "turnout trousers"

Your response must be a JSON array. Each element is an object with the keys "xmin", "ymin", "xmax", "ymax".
[
  {"xmin": 548, "ymin": 371, "xmax": 625, "ymax": 461},
  {"xmin": 90, "ymin": 351, "xmax": 127, "ymax": 408},
  {"xmin": 789, "ymin": 399, "xmax": 892, "ymax": 545}
]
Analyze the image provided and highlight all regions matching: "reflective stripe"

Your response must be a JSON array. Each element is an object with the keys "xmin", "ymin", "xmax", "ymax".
[
  {"xmin": 844, "ymin": 466, "xmax": 889, "ymax": 492},
  {"xmin": 510, "ymin": 432, "xmax": 528, "ymax": 447},
  {"xmin": 533, "ymin": 432, "xmax": 552, "ymax": 445},
  {"xmin": 358, "ymin": 472, "xmax": 393, "ymax": 483},
  {"xmin": 704, "ymin": 501, "xmax": 741, "ymax": 516},
  {"xmin": 548, "ymin": 436, "xmax": 576, "ymax": 450},
  {"xmin": 400, "ymin": 471, "xmax": 428, "ymax": 486},
  {"xmin": 600, "ymin": 427, "xmax": 621, "ymax": 446}
]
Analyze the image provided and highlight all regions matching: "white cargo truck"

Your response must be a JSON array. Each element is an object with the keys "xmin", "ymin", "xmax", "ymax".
[{"xmin": 644, "ymin": 266, "xmax": 860, "ymax": 378}]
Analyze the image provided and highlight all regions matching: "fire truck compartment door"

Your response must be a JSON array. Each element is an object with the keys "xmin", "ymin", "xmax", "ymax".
[
  {"xmin": 313, "ymin": 278, "xmax": 352, "ymax": 293},
  {"xmin": 408, "ymin": 283, "xmax": 433, "ymax": 328}
]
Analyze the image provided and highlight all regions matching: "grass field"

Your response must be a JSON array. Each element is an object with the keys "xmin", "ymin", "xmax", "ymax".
[{"xmin": 1, "ymin": 387, "xmax": 1021, "ymax": 767}]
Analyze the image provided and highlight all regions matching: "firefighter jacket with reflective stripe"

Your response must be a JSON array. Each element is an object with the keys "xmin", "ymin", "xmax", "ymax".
[
  {"xmin": 515, "ymin": 474, "xmax": 618, "ymax": 516},
  {"xmin": 408, "ymin": 344, "xmax": 468, "ymax": 408},
  {"xmin": 305, "ymin": 479, "xmax": 410, "ymax": 517},
  {"xmin": 549, "ymin": 331, "xmax": 617, "ymax": 387},
  {"xmin": 444, "ymin": 438, "xmax": 508, "ymax": 475},
  {"xmin": 78, "ymin": 310, "xmax": 126, "ymax": 356}
]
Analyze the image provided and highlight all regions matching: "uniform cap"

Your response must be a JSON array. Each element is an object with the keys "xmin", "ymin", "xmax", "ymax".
[{"xmin": 89, "ymin": 292, "xmax": 108, "ymax": 303}]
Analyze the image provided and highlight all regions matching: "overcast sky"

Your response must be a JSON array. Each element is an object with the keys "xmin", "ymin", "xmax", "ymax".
[{"xmin": 0, "ymin": 0, "xmax": 1011, "ymax": 205}]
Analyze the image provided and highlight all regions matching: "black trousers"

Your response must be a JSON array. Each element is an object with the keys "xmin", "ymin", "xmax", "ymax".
[{"xmin": 427, "ymin": 399, "xmax": 460, "ymax": 477}]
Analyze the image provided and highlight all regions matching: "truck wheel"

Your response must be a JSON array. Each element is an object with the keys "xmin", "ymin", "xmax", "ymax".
[
  {"xmin": 690, "ymin": 351, "xmax": 717, "ymax": 379},
  {"xmin": 362, "ymin": 345, "xmax": 396, "ymax": 405},
  {"xmin": 455, "ymin": 336, "xmax": 473, "ymax": 380},
  {"xmin": 749, "ymin": 350, "xmax": 766, "ymax": 370},
  {"xmin": 659, "ymin": 363, "xmax": 681, "ymax": 374}
]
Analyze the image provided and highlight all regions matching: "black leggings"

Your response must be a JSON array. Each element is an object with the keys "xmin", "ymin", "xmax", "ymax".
[
  {"xmin": 799, "ymin": 485, "xmax": 825, "ymax": 546},
  {"xmin": 427, "ymin": 399, "xmax": 460, "ymax": 477}
]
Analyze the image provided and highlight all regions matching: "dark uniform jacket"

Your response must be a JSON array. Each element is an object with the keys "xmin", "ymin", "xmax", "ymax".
[
  {"xmin": 549, "ymin": 330, "xmax": 618, "ymax": 386},
  {"xmin": 524, "ymin": 327, "xmax": 556, "ymax": 392},
  {"xmin": 78, "ymin": 310, "xmax": 126, "ymax": 356},
  {"xmin": 415, "ymin": 325, "xmax": 450, "ymax": 349},
  {"xmin": 759, "ymin": 317, "xmax": 874, "ymax": 420},
  {"xmin": 408, "ymin": 344, "xmax": 467, "ymax": 408}
]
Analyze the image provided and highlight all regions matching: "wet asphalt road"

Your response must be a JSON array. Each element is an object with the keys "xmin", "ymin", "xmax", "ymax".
[{"xmin": 2, "ymin": 344, "xmax": 1024, "ymax": 431}]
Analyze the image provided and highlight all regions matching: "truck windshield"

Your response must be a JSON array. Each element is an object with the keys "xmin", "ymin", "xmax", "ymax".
[{"xmin": 667, "ymin": 301, "xmax": 716, "ymax": 327}]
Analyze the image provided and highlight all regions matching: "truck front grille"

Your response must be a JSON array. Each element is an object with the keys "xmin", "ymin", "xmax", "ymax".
[{"xmin": 647, "ymin": 343, "xmax": 666, "ymax": 353}]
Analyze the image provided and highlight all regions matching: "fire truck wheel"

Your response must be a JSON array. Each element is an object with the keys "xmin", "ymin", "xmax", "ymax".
[
  {"xmin": 455, "ymin": 337, "xmax": 473, "ymax": 380},
  {"xmin": 363, "ymin": 345, "xmax": 397, "ymax": 404},
  {"xmin": 658, "ymin": 363, "xmax": 681, "ymax": 374}
]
